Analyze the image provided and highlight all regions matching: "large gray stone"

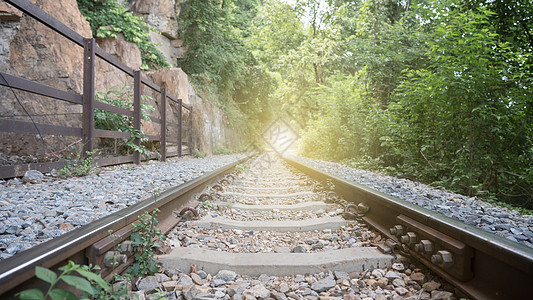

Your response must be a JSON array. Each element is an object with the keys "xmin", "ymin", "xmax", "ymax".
[
  {"xmin": 191, "ymin": 272, "xmax": 203, "ymax": 285},
  {"xmin": 137, "ymin": 274, "xmax": 169, "ymax": 292},
  {"xmin": 270, "ymin": 291, "xmax": 287, "ymax": 300},
  {"xmin": 227, "ymin": 281, "xmax": 249, "ymax": 296},
  {"xmin": 292, "ymin": 246, "xmax": 307, "ymax": 253},
  {"xmin": 184, "ymin": 285, "xmax": 205, "ymax": 300},
  {"xmin": 213, "ymin": 279, "xmax": 227, "ymax": 287},
  {"xmin": 334, "ymin": 271, "xmax": 349, "ymax": 280},
  {"xmin": 311, "ymin": 278, "xmax": 336, "ymax": 292},
  {"xmin": 216, "ymin": 270, "xmax": 237, "ymax": 282},
  {"xmin": 22, "ymin": 170, "xmax": 43, "ymax": 184},
  {"xmin": 179, "ymin": 274, "xmax": 194, "ymax": 288},
  {"xmin": 279, "ymin": 282, "xmax": 289, "ymax": 293},
  {"xmin": 431, "ymin": 290, "xmax": 454, "ymax": 299},
  {"xmin": 274, "ymin": 247, "xmax": 291, "ymax": 253},
  {"xmin": 244, "ymin": 283, "xmax": 270, "ymax": 299},
  {"xmin": 384, "ymin": 271, "xmax": 401, "ymax": 279}
]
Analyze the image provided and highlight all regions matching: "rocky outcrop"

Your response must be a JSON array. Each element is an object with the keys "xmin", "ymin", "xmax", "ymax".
[
  {"xmin": 150, "ymin": 68, "xmax": 241, "ymax": 153},
  {"xmin": 0, "ymin": 1, "xmax": 22, "ymax": 20},
  {"xmin": 8, "ymin": 0, "xmax": 92, "ymax": 89},
  {"xmin": 135, "ymin": 0, "xmax": 178, "ymax": 39},
  {"xmin": 0, "ymin": 0, "xmax": 92, "ymax": 156},
  {"xmin": 0, "ymin": 0, "xmax": 237, "ymax": 160},
  {"xmin": 95, "ymin": 34, "xmax": 142, "ymax": 91},
  {"xmin": 0, "ymin": 2, "xmax": 23, "ymax": 71},
  {"xmin": 0, "ymin": 2, "xmax": 22, "ymax": 73},
  {"xmin": 132, "ymin": 0, "xmax": 186, "ymax": 66}
]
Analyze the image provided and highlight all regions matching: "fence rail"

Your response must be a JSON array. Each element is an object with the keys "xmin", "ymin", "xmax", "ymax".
[{"xmin": 0, "ymin": 0, "xmax": 192, "ymax": 179}]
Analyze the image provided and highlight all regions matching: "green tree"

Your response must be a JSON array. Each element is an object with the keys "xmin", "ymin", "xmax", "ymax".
[
  {"xmin": 177, "ymin": 0, "xmax": 277, "ymax": 138},
  {"xmin": 293, "ymin": 0, "xmax": 532, "ymax": 209},
  {"xmin": 298, "ymin": 72, "xmax": 385, "ymax": 162},
  {"xmin": 385, "ymin": 5, "xmax": 533, "ymax": 206},
  {"xmin": 246, "ymin": 0, "xmax": 306, "ymax": 71}
]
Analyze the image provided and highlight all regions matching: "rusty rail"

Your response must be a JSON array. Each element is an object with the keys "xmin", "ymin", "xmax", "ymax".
[
  {"xmin": 0, "ymin": 0, "xmax": 191, "ymax": 179},
  {"xmin": 282, "ymin": 155, "xmax": 533, "ymax": 300}
]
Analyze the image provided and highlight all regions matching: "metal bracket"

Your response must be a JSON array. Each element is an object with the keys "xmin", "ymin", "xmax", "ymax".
[{"xmin": 393, "ymin": 214, "xmax": 474, "ymax": 281}]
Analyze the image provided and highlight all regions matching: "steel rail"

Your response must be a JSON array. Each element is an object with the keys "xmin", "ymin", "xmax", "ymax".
[
  {"xmin": 282, "ymin": 155, "xmax": 533, "ymax": 300},
  {"xmin": 0, "ymin": 154, "xmax": 253, "ymax": 297},
  {"xmin": 4, "ymin": 153, "xmax": 531, "ymax": 299}
]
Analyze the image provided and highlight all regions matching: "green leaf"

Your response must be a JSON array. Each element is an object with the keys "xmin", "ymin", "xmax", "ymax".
[
  {"xmin": 76, "ymin": 269, "xmax": 110, "ymax": 292},
  {"xmin": 61, "ymin": 275, "xmax": 95, "ymax": 295},
  {"xmin": 15, "ymin": 289, "xmax": 44, "ymax": 300},
  {"xmin": 35, "ymin": 267, "xmax": 57, "ymax": 284},
  {"xmin": 48, "ymin": 289, "xmax": 78, "ymax": 300}
]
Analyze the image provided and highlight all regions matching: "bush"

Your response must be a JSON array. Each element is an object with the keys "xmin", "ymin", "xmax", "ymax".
[
  {"xmin": 94, "ymin": 86, "xmax": 155, "ymax": 159},
  {"xmin": 57, "ymin": 149, "xmax": 98, "ymax": 178}
]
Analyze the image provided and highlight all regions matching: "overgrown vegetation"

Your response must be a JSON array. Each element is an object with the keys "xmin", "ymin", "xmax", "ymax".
[
  {"xmin": 213, "ymin": 146, "xmax": 233, "ymax": 155},
  {"xmin": 16, "ymin": 209, "xmax": 166, "ymax": 299},
  {"xmin": 246, "ymin": 0, "xmax": 533, "ymax": 210},
  {"xmin": 194, "ymin": 148, "xmax": 207, "ymax": 158},
  {"xmin": 233, "ymin": 162, "xmax": 249, "ymax": 173},
  {"xmin": 75, "ymin": 0, "xmax": 533, "ymax": 210},
  {"xmin": 15, "ymin": 261, "xmax": 123, "ymax": 300},
  {"xmin": 128, "ymin": 208, "xmax": 165, "ymax": 278},
  {"xmin": 77, "ymin": 0, "xmax": 170, "ymax": 70},
  {"xmin": 94, "ymin": 86, "xmax": 155, "ymax": 160},
  {"xmin": 57, "ymin": 148, "xmax": 98, "ymax": 177},
  {"xmin": 177, "ymin": 0, "xmax": 277, "ymax": 136}
]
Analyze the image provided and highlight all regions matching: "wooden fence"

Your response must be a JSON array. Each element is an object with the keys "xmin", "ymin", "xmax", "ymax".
[{"xmin": 0, "ymin": 0, "xmax": 192, "ymax": 179}]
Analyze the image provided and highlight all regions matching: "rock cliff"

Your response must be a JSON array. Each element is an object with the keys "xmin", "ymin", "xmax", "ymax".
[
  {"xmin": 0, "ymin": 0, "xmax": 91, "ymax": 157},
  {"xmin": 0, "ymin": 0, "xmax": 240, "ymax": 161}
]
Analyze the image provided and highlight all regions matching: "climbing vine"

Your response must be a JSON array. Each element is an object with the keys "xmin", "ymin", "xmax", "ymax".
[{"xmin": 77, "ymin": 0, "xmax": 171, "ymax": 70}]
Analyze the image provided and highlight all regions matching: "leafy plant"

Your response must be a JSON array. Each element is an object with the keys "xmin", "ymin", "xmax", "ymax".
[
  {"xmin": 194, "ymin": 148, "xmax": 207, "ymax": 158},
  {"xmin": 125, "ymin": 129, "xmax": 151, "ymax": 160},
  {"xmin": 103, "ymin": 230, "xmax": 132, "ymax": 300},
  {"xmin": 234, "ymin": 163, "xmax": 249, "ymax": 173},
  {"xmin": 77, "ymin": 0, "xmax": 170, "ymax": 70},
  {"xmin": 94, "ymin": 86, "xmax": 155, "ymax": 159},
  {"xmin": 148, "ymin": 288, "xmax": 170, "ymax": 300},
  {"xmin": 202, "ymin": 200, "xmax": 214, "ymax": 209},
  {"xmin": 57, "ymin": 149, "xmax": 98, "ymax": 178},
  {"xmin": 177, "ymin": 0, "xmax": 277, "ymax": 135},
  {"xmin": 326, "ymin": 179, "xmax": 335, "ymax": 191},
  {"xmin": 15, "ymin": 261, "xmax": 110, "ymax": 300},
  {"xmin": 213, "ymin": 147, "xmax": 232, "ymax": 155},
  {"xmin": 128, "ymin": 209, "xmax": 165, "ymax": 278}
]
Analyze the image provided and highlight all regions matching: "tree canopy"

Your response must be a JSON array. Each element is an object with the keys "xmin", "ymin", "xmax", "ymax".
[{"xmin": 177, "ymin": 0, "xmax": 533, "ymax": 210}]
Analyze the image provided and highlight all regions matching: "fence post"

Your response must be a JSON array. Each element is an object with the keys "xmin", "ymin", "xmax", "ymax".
[
  {"xmin": 189, "ymin": 106, "xmax": 193, "ymax": 155},
  {"xmin": 160, "ymin": 88, "xmax": 167, "ymax": 162},
  {"xmin": 82, "ymin": 38, "xmax": 95, "ymax": 159},
  {"xmin": 133, "ymin": 70, "xmax": 141, "ymax": 164},
  {"xmin": 178, "ymin": 99, "xmax": 182, "ymax": 157}
]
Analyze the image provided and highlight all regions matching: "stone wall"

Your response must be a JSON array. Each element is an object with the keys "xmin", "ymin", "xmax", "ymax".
[
  {"xmin": 150, "ymin": 68, "xmax": 242, "ymax": 154},
  {"xmin": 0, "ymin": 0, "xmax": 92, "ymax": 157},
  {"xmin": 0, "ymin": 0, "xmax": 241, "ymax": 162},
  {"xmin": 132, "ymin": 0, "xmax": 186, "ymax": 66}
]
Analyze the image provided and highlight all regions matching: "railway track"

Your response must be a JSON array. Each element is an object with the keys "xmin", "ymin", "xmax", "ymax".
[{"xmin": 0, "ymin": 153, "xmax": 532, "ymax": 299}]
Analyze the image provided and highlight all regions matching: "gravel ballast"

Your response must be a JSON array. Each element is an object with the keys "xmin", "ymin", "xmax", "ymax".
[
  {"xmin": 0, "ymin": 154, "xmax": 247, "ymax": 260},
  {"xmin": 289, "ymin": 155, "xmax": 533, "ymax": 248},
  {"xmin": 146, "ymin": 154, "xmax": 458, "ymax": 300}
]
